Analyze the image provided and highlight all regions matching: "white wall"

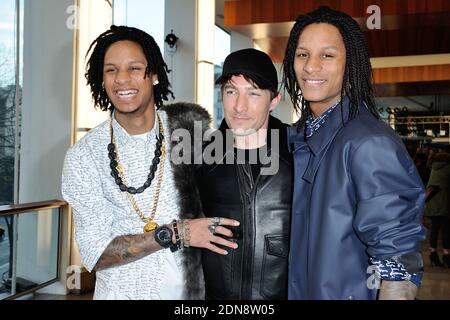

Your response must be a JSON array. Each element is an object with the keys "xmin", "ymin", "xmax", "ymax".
[
  {"xmin": 164, "ymin": 0, "xmax": 196, "ymax": 104},
  {"xmin": 75, "ymin": 0, "xmax": 112, "ymax": 141},
  {"xmin": 271, "ymin": 63, "xmax": 296, "ymax": 125},
  {"xmin": 20, "ymin": 0, "xmax": 73, "ymax": 202},
  {"xmin": 16, "ymin": 0, "xmax": 74, "ymax": 294},
  {"xmin": 230, "ymin": 30, "xmax": 254, "ymax": 52}
]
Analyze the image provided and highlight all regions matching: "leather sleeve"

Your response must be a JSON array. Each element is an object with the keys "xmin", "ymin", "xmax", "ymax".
[{"xmin": 349, "ymin": 134, "xmax": 426, "ymax": 263}]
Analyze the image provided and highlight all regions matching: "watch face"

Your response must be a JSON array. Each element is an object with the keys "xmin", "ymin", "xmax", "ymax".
[{"xmin": 155, "ymin": 226, "xmax": 173, "ymax": 248}]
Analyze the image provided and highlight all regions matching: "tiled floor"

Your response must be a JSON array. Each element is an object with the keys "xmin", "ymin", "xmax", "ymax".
[
  {"xmin": 415, "ymin": 219, "xmax": 450, "ymax": 300},
  {"xmin": 418, "ymin": 264, "xmax": 450, "ymax": 300},
  {"xmin": 416, "ymin": 249, "xmax": 450, "ymax": 299}
]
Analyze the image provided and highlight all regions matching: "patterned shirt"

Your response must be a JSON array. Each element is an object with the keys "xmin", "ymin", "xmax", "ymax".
[
  {"xmin": 305, "ymin": 102, "xmax": 340, "ymax": 138},
  {"xmin": 62, "ymin": 110, "xmax": 184, "ymax": 299}
]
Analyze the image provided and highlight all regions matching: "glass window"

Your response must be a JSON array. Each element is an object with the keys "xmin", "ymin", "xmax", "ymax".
[
  {"xmin": 0, "ymin": 0, "xmax": 19, "ymax": 206},
  {"xmin": 0, "ymin": 0, "xmax": 22, "ymax": 298}
]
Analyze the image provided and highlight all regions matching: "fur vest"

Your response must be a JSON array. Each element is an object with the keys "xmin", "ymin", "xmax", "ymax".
[{"xmin": 161, "ymin": 102, "xmax": 210, "ymax": 299}]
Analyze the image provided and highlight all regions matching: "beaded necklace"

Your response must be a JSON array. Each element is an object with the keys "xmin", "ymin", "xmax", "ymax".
[{"xmin": 108, "ymin": 113, "xmax": 166, "ymax": 232}]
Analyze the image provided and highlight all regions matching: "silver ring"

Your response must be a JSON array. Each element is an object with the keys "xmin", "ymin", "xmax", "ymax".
[
  {"xmin": 208, "ymin": 224, "xmax": 217, "ymax": 234},
  {"xmin": 211, "ymin": 217, "xmax": 220, "ymax": 226}
]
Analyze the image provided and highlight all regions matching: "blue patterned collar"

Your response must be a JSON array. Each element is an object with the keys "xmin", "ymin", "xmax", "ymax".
[{"xmin": 306, "ymin": 102, "xmax": 340, "ymax": 138}]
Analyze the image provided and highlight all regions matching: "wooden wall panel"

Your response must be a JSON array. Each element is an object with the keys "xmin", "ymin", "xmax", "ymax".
[
  {"xmin": 375, "ymin": 80, "xmax": 450, "ymax": 97},
  {"xmin": 373, "ymin": 64, "xmax": 450, "ymax": 84},
  {"xmin": 224, "ymin": 0, "xmax": 450, "ymax": 26},
  {"xmin": 223, "ymin": 0, "xmax": 450, "ymax": 84}
]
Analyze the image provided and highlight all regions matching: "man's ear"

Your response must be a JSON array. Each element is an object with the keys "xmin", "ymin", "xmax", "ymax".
[{"xmin": 269, "ymin": 93, "xmax": 282, "ymax": 112}]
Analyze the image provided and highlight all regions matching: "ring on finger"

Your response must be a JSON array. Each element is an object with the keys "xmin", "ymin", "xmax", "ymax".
[
  {"xmin": 208, "ymin": 224, "xmax": 217, "ymax": 234},
  {"xmin": 211, "ymin": 217, "xmax": 220, "ymax": 226}
]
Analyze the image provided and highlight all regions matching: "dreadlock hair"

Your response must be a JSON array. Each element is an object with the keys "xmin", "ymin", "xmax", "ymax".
[
  {"xmin": 282, "ymin": 6, "xmax": 379, "ymax": 128},
  {"xmin": 85, "ymin": 25, "xmax": 174, "ymax": 112}
]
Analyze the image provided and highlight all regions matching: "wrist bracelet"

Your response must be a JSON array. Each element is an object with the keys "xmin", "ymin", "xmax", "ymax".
[
  {"xmin": 179, "ymin": 219, "xmax": 185, "ymax": 248},
  {"xmin": 183, "ymin": 219, "xmax": 191, "ymax": 247},
  {"xmin": 170, "ymin": 219, "xmax": 181, "ymax": 252}
]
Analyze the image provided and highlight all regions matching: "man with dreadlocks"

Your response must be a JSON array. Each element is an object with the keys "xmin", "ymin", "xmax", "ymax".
[
  {"xmin": 62, "ymin": 25, "xmax": 239, "ymax": 299},
  {"xmin": 282, "ymin": 7, "xmax": 425, "ymax": 300}
]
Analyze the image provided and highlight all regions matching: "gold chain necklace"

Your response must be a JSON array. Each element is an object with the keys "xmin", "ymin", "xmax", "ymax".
[{"xmin": 110, "ymin": 113, "xmax": 166, "ymax": 233}]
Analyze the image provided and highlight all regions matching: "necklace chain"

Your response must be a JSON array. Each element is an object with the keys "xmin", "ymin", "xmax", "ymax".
[
  {"xmin": 108, "ymin": 116, "xmax": 164, "ymax": 194},
  {"xmin": 109, "ymin": 114, "xmax": 166, "ymax": 232}
]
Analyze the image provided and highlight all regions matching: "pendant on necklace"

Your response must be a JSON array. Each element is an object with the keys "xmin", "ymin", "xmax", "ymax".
[{"xmin": 144, "ymin": 219, "xmax": 159, "ymax": 233}]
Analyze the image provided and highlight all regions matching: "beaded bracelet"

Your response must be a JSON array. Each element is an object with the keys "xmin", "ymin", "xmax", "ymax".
[{"xmin": 170, "ymin": 219, "xmax": 181, "ymax": 252}]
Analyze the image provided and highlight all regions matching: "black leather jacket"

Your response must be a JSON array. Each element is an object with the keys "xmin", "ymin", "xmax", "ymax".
[{"xmin": 196, "ymin": 116, "xmax": 292, "ymax": 299}]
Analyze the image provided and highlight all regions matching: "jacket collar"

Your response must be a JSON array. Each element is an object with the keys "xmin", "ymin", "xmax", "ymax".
[
  {"xmin": 306, "ymin": 97, "xmax": 350, "ymax": 156},
  {"xmin": 288, "ymin": 96, "xmax": 351, "ymax": 156},
  {"xmin": 288, "ymin": 97, "xmax": 353, "ymax": 184}
]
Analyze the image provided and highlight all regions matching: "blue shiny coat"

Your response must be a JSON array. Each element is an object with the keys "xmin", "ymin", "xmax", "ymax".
[{"xmin": 287, "ymin": 98, "xmax": 425, "ymax": 300}]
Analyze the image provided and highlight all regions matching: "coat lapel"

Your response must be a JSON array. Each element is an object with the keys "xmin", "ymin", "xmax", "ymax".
[{"xmin": 290, "ymin": 97, "xmax": 351, "ymax": 184}]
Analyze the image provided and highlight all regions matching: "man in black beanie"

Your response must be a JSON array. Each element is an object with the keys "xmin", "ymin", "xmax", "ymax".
[{"xmin": 196, "ymin": 48, "xmax": 293, "ymax": 299}]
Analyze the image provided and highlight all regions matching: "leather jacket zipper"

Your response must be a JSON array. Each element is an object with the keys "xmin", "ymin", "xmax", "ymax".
[{"xmin": 240, "ymin": 163, "xmax": 259, "ymax": 299}]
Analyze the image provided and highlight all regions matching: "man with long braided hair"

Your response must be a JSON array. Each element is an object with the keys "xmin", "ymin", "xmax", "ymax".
[
  {"xmin": 62, "ymin": 25, "xmax": 239, "ymax": 299},
  {"xmin": 282, "ymin": 7, "xmax": 425, "ymax": 300}
]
